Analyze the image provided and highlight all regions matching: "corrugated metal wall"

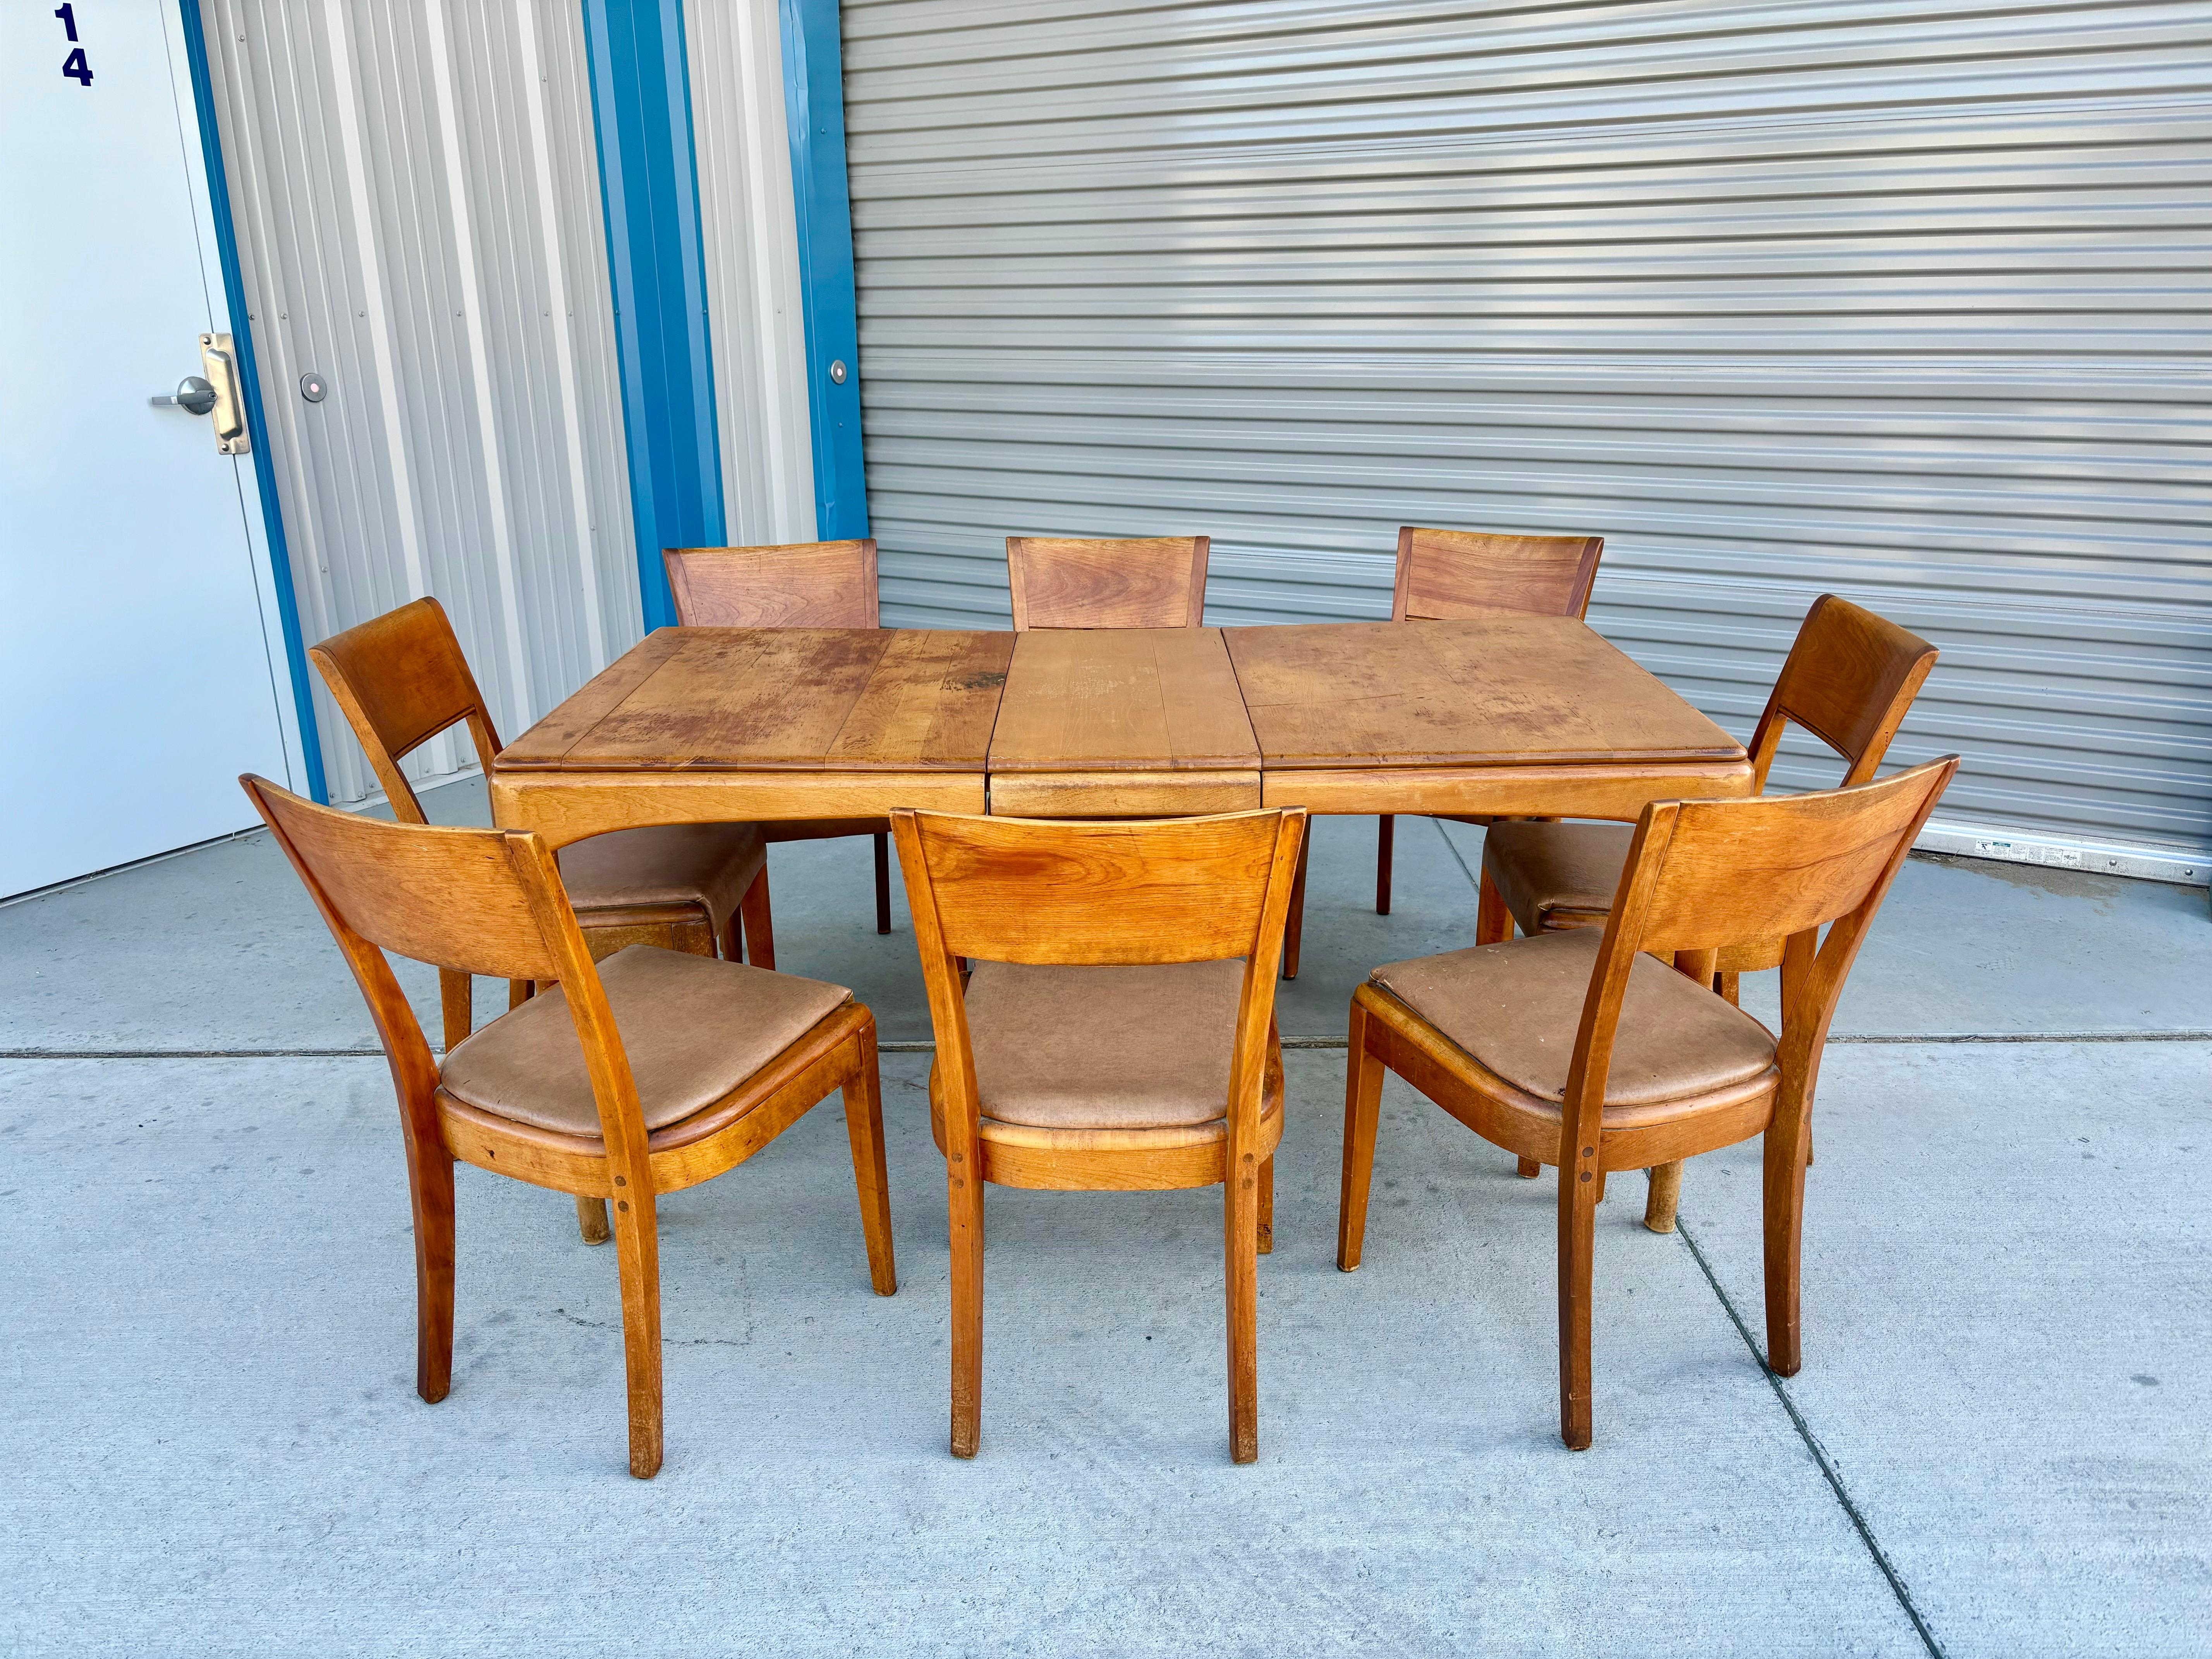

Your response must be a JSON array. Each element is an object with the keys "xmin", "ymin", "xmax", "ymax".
[
  {"xmin": 841, "ymin": 0, "xmax": 2212, "ymax": 866},
  {"xmin": 200, "ymin": 0, "xmax": 639, "ymax": 804},
  {"xmin": 687, "ymin": 0, "xmax": 818, "ymax": 546}
]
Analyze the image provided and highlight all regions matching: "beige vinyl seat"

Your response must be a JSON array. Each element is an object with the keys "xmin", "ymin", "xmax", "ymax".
[
  {"xmin": 1370, "ymin": 929, "xmax": 1778, "ymax": 1115},
  {"xmin": 440, "ymin": 945, "xmax": 853, "ymax": 1138},
  {"xmin": 953, "ymin": 960, "xmax": 1279, "ymax": 1132}
]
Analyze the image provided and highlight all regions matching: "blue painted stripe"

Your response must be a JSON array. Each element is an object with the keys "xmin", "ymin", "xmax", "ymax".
[
  {"xmin": 780, "ymin": 0, "xmax": 867, "ymax": 539},
  {"xmin": 177, "ymin": 0, "xmax": 328, "ymax": 803},
  {"xmin": 582, "ymin": 0, "xmax": 724, "ymax": 632}
]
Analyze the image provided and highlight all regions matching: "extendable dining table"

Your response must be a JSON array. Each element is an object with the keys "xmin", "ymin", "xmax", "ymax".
[{"xmin": 488, "ymin": 617, "xmax": 1753, "ymax": 845}]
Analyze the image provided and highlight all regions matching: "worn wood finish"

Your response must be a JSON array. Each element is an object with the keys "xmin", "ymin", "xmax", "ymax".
[
  {"xmin": 894, "ymin": 806, "xmax": 1306, "ymax": 1463},
  {"xmin": 664, "ymin": 540, "xmax": 879, "ymax": 628},
  {"xmin": 491, "ymin": 620, "xmax": 1748, "ymax": 848},
  {"xmin": 241, "ymin": 775, "xmax": 895, "ymax": 1480},
  {"xmin": 1006, "ymin": 536, "xmax": 1209, "ymax": 631},
  {"xmin": 1391, "ymin": 527, "xmax": 1604, "ymax": 624},
  {"xmin": 1228, "ymin": 619, "xmax": 1737, "ymax": 773},
  {"xmin": 1336, "ymin": 757, "xmax": 1957, "ymax": 1450},
  {"xmin": 663, "ymin": 540, "xmax": 901, "ymax": 936}
]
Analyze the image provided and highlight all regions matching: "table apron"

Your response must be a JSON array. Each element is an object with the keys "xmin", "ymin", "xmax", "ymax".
[
  {"xmin": 1262, "ymin": 760, "xmax": 1757, "ymax": 818},
  {"xmin": 489, "ymin": 769, "xmax": 986, "ymax": 848},
  {"xmin": 988, "ymin": 769, "xmax": 1262, "ymax": 818}
]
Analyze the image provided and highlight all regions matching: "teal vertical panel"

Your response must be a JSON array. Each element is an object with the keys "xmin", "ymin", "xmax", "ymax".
[
  {"xmin": 780, "ymin": 0, "xmax": 867, "ymax": 538},
  {"xmin": 582, "ymin": 0, "xmax": 724, "ymax": 630},
  {"xmin": 177, "ymin": 0, "xmax": 328, "ymax": 801}
]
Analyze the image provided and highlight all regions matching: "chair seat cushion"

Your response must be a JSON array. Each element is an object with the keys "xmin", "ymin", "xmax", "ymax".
[
  {"xmin": 963, "ymin": 960, "xmax": 1246, "ymax": 1130},
  {"xmin": 1482, "ymin": 820, "xmax": 1632, "ymax": 932},
  {"xmin": 1370, "ymin": 929, "xmax": 1776, "ymax": 1107},
  {"xmin": 556, "ymin": 823, "xmax": 766, "ymax": 930},
  {"xmin": 440, "ymin": 945, "xmax": 850, "ymax": 1137}
]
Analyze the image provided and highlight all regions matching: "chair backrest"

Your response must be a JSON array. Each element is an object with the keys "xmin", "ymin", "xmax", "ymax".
[
  {"xmin": 663, "ymin": 539, "xmax": 879, "ymax": 628},
  {"xmin": 891, "ymin": 808, "xmax": 1307, "ymax": 1139},
  {"xmin": 1005, "ymin": 536, "xmax": 1209, "ymax": 630},
  {"xmin": 1563, "ymin": 757, "xmax": 1959, "ymax": 1139},
  {"xmin": 1391, "ymin": 527, "xmax": 1604, "ymax": 622},
  {"xmin": 240, "ymin": 774, "xmax": 650, "ymax": 1165},
  {"xmin": 309, "ymin": 598, "xmax": 501, "ymax": 825},
  {"xmin": 1748, "ymin": 594, "xmax": 1939, "ymax": 791}
]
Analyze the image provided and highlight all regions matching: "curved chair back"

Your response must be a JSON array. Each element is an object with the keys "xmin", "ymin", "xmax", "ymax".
[
  {"xmin": 1006, "ymin": 536, "xmax": 1209, "ymax": 630},
  {"xmin": 309, "ymin": 598, "xmax": 500, "ymax": 825},
  {"xmin": 1748, "ymin": 594, "xmax": 1939, "ymax": 791},
  {"xmin": 892, "ymin": 807, "xmax": 1306, "ymax": 1146},
  {"xmin": 663, "ymin": 540, "xmax": 879, "ymax": 628},
  {"xmin": 240, "ymin": 775, "xmax": 647, "ymax": 1163},
  {"xmin": 1391, "ymin": 528, "xmax": 1604, "ymax": 622},
  {"xmin": 1568, "ymin": 757, "xmax": 1958, "ymax": 1142}
]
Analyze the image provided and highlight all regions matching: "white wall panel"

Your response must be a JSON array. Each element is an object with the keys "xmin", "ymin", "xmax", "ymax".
[
  {"xmin": 841, "ymin": 0, "xmax": 2212, "ymax": 870},
  {"xmin": 687, "ymin": 0, "xmax": 817, "ymax": 546},
  {"xmin": 199, "ymin": 0, "xmax": 639, "ymax": 804}
]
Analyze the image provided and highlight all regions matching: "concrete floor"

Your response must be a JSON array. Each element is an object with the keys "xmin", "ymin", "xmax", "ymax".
[{"xmin": 2, "ymin": 780, "xmax": 2207, "ymax": 1656}]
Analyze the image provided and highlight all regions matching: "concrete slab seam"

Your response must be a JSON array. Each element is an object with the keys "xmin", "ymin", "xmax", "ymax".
[{"xmin": 1676, "ymin": 1217, "xmax": 1948, "ymax": 1659}]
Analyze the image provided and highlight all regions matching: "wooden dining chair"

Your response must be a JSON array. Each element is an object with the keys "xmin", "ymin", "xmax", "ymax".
[
  {"xmin": 1005, "ymin": 535, "xmax": 1209, "ymax": 631},
  {"xmin": 311, "ymin": 598, "xmax": 777, "ymax": 1235},
  {"xmin": 662, "ymin": 539, "xmax": 895, "ymax": 937},
  {"xmin": 1479, "ymin": 594, "xmax": 1939, "ymax": 1217},
  {"xmin": 1338, "ymin": 757, "xmax": 1958, "ymax": 1451},
  {"xmin": 241, "ymin": 775, "xmax": 895, "ymax": 1479},
  {"xmin": 893, "ymin": 805, "xmax": 1306, "ymax": 1464},
  {"xmin": 1372, "ymin": 526, "xmax": 1606, "ymax": 917}
]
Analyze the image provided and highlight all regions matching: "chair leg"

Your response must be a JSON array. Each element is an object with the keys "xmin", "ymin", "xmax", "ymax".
[
  {"xmin": 575, "ymin": 1195, "xmax": 612, "ymax": 1245},
  {"xmin": 1226, "ymin": 1145, "xmax": 1261, "ymax": 1464},
  {"xmin": 1717, "ymin": 971, "xmax": 1741, "ymax": 1006},
  {"xmin": 1374, "ymin": 815, "xmax": 1395, "ymax": 915},
  {"xmin": 1762, "ymin": 1112, "xmax": 1812, "ymax": 1377},
  {"xmin": 841, "ymin": 1031, "xmax": 898, "ymax": 1296},
  {"xmin": 1476, "ymin": 867, "xmax": 1512, "ymax": 946},
  {"xmin": 1256, "ymin": 1156, "xmax": 1274, "ymax": 1256},
  {"xmin": 1558, "ymin": 1161, "xmax": 1600, "ymax": 1450},
  {"xmin": 1282, "ymin": 833, "xmax": 1310, "ymax": 980},
  {"xmin": 1517, "ymin": 1156, "xmax": 1541, "ymax": 1178},
  {"xmin": 411, "ymin": 1151, "xmax": 456, "ymax": 1405},
  {"xmin": 873, "ymin": 832, "xmax": 893, "ymax": 934},
  {"xmin": 509, "ymin": 979, "xmax": 533, "ymax": 1009},
  {"xmin": 1336, "ymin": 998, "xmax": 1386, "ymax": 1271},
  {"xmin": 720, "ymin": 907, "xmax": 742, "ymax": 964},
  {"xmin": 738, "ymin": 866, "xmax": 776, "ymax": 971},
  {"xmin": 948, "ymin": 1148, "xmax": 984, "ymax": 1459},
  {"xmin": 610, "ymin": 1188, "xmax": 664, "ymax": 1479},
  {"xmin": 1644, "ymin": 1160, "xmax": 1684, "ymax": 1233}
]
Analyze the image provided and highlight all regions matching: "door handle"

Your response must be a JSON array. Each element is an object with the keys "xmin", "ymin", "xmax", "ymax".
[
  {"xmin": 150, "ymin": 376, "xmax": 218, "ymax": 415},
  {"xmin": 199, "ymin": 332, "xmax": 249, "ymax": 455}
]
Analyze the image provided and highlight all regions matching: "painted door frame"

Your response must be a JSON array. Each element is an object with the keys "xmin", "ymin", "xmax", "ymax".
[{"xmin": 174, "ymin": 0, "xmax": 325, "ymax": 801}]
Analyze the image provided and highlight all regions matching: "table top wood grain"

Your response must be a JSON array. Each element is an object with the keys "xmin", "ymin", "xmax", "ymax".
[
  {"xmin": 493, "ymin": 619, "xmax": 1749, "ymax": 836},
  {"xmin": 498, "ymin": 627, "xmax": 1012, "ymax": 773},
  {"xmin": 988, "ymin": 628, "xmax": 1259, "ymax": 775},
  {"xmin": 1223, "ymin": 618, "xmax": 1742, "ymax": 770}
]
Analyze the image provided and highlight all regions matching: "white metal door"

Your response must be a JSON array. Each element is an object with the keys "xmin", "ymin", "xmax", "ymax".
[{"xmin": 0, "ymin": 1, "xmax": 292, "ymax": 896}]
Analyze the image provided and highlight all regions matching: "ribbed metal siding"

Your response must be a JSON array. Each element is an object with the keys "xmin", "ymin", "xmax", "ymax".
[
  {"xmin": 687, "ymin": 0, "xmax": 818, "ymax": 545},
  {"xmin": 842, "ymin": 0, "xmax": 2212, "ymax": 860},
  {"xmin": 200, "ymin": 0, "xmax": 639, "ymax": 804}
]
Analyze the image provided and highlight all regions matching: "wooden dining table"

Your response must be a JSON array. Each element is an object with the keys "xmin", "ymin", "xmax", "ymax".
[{"xmin": 489, "ymin": 617, "xmax": 1753, "ymax": 846}]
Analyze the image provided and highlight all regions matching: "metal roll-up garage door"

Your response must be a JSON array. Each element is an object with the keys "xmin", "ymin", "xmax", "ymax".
[{"xmin": 839, "ymin": 0, "xmax": 2211, "ymax": 876}]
